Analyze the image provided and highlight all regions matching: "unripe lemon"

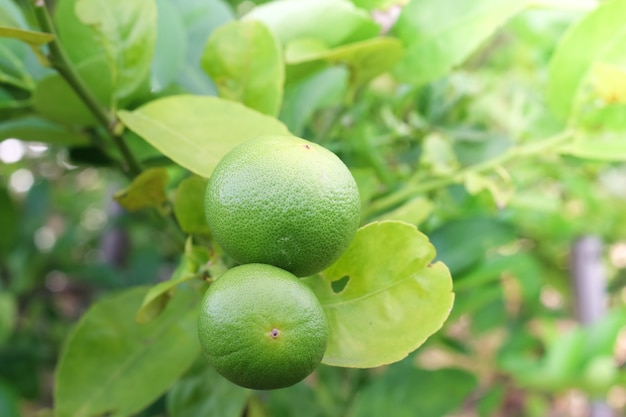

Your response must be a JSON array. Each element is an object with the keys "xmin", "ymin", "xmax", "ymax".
[
  {"xmin": 197, "ymin": 264, "xmax": 329, "ymax": 390},
  {"xmin": 204, "ymin": 135, "xmax": 360, "ymax": 277}
]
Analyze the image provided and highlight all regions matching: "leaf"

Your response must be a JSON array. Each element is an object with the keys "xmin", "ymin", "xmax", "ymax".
[
  {"xmin": 0, "ymin": 291, "xmax": 16, "ymax": 346},
  {"xmin": 560, "ymin": 138, "xmax": 626, "ymax": 161},
  {"xmin": 117, "ymin": 95, "xmax": 290, "ymax": 178},
  {"xmin": 547, "ymin": 0, "xmax": 626, "ymax": 120},
  {"xmin": 244, "ymin": 0, "xmax": 379, "ymax": 48},
  {"xmin": 166, "ymin": 363, "xmax": 248, "ymax": 417},
  {"xmin": 0, "ymin": 186, "xmax": 19, "ymax": 253},
  {"xmin": 393, "ymin": 0, "xmax": 525, "ymax": 85},
  {"xmin": 349, "ymin": 365, "xmax": 477, "ymax": 417},
  {"xmin": 280, "ymin": 67, "xmax": 348, "ymax": 135},
  {"xmin": 0, "ymin": 26, "xmax": 54, "ymax": 46},
  {"xmin": 174, "ymin": 176, "xmax": 211, "ymax": 235},
  {"xmin": 114, "ymin": 168, "xmax": 168, "ymax": 212},
  {"xmin": 0, "ymin": 116, "xmax": 89, "ymax": 146},
  {"xmin": 151, "ymin": 0, "xmax": 187, "ymax": 91},
  {"xmin": 55, "ymin": 0, "xmax": 157, "ymax": 101},
  {"xmin": 286, "ymin": 37, "xmax": 403, "ymax": 90},
  {"xmin": 33, "ymin": 55, "xmax": 113, "ymax": 125},
  {"xmin": 201, "ymin": 20, "xmax": 284, "ymax": 116},
  {"xmin": 303, "ymin": 221, "xmax": 454, "ymax": 368},
  {"xmin": 429, "ymin": 216, "xmax": 515, "ymax": 276},
  {"xmin": 592, "ymin": 62, "xmax": 626, "ymax": 104},
  {"xmin": 376, "ymin": 197, "xmax": 433, "ymax": 225},
  {"xmin": 54, "ymin": 286, "xmax": 201, "ymax": 417},
  {"xmin": 0, "ymin": 380, "xmax": 19, "ymax": 417},
  {"xmin": 136, "ymin": 241, "xmax": 210, "ymax": 324}
]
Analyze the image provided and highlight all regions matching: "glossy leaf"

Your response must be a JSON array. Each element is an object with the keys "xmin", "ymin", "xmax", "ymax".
[
  {"xmin": 559, "ymin": 138, "xmax": 626, "ymax": 161},
  {"xmin": 304, "ymin": 221, "xmax": 454, "ymax": 368},
  {"xmin": 118, "ymin": 95, "xmax": 290, "ymax": 178},
  {"xmin": 244, "ymin": 0, "xmax": 379, "ymax": 48},
  {"xmin": 174, "ymin": 176, "xmax": 211, "ymax": 235},
  {"xmin": 166, "ymin": 363, "xmax": 248, "ymax": 417},
  {"xmin": 0, "ymin": 116, "xmax": 89, "ymax": 145},
  {"xmin": 114, "ymin": 168, "xmax": 168, "ymax": 212},
  {"xmin": 394, "ymin": 0, "xmax": 525, "ymax": 85},
  {"xmin": 0, "ymin": 26, "xmax": 53, "ymax": 46},
  {"xmin": 55, "ymin": 286, "xmax": 201, "ymax": 417},
  {"xmin": 349, "ymin": 365, "xmax": 477, "ymax": 417},
  {"xmin": 548, "ymin": 0, "xmax": 626, "ymax": 120},
  {"xmin": 201, "ymin": 21, "xmax": 283, "ymax": 116}
]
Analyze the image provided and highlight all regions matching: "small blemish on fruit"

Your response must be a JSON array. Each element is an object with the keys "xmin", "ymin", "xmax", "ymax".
[
  {"xmin": 304, "ymin": 144, "xmax": 311, "ymax": 150},
  {"xmin": 270, "ymin": 328, "xmax": 280, "ymax": 339}
]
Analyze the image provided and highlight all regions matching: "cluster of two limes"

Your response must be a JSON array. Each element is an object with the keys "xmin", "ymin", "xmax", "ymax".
[{"xmin": 198, "ymin": 135, "xmax": 361, "ymax": 390}]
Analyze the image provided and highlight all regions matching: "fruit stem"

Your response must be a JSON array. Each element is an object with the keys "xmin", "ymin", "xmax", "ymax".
[
  {"xmin": 364, "ymin": 129, "xmax": 574, "ymax": 218},
  {"xmin": 31, "ymin": 0, "xmax": 142, "ymax": 178}
]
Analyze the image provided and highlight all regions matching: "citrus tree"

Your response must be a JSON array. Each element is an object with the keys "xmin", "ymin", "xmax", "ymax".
[{"xmin": 1, "ymin": 0, "xmax": 626, "ymax": 416}]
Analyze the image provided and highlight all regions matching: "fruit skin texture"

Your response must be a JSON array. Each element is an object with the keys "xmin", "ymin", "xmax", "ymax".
[
  {"xmin": 205, "ymin": 135, "xmax": 360, "ymax": 277},
  {"xmin": 197, "ymin": 263, "xmax": 329, "ymax": 390}
]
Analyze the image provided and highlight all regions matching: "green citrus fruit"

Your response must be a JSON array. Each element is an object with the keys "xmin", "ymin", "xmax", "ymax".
[
  {"xmin": 205, "ymin": 135, "xmax": 360, "ymax": 277},
  {"xmin": 197, "ymin": 263, "xmax": 329, "ymax": 390}
]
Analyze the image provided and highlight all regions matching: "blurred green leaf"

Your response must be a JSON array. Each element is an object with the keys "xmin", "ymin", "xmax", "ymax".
[
  {"xmin": 114, "ymin": 168, "xmax": 168, "ymax": 212},
  {"xmin": 394, "ymin": 0, "xmax": 525, "ymax": 85},
  {"xmin": 151, "ymin": 0, "xmax": 187, "ymax": 91},
  {"xmin": 166, "ymin": 362, "xmax": 248, "ymax": 417},
  {"xmin": 304, "ymin": 221, "xmax": 454, "ymax": 368},
  {"xmin": 349, "ymin": 0, "xmax": 407, "ymax": 11},
  {"xmin": 0, "ymin": 380, "xmax": 19, "ymax": 417},
  {"xmin": 0, "ymin": 116, "xmax": 89, "ymax": 145},
  {"xmin": 173, "ymin": 176, "xmax": 210, "ymax": 235},
  {"xmin": 429, "ymin": 216, "xmax": 515, "ymax": 275},
  {"xmin": 0, "ymin": 26, "xmax": 53, "ymax": 46},
  {"xmin": 376, "ymin": 197, "xmax": 433, "ymax": 225},
  {"xmin": 548, "ymin": 0, "xmax": 626, "ymax": 120},
  {"xmin": 267, "ymin": 382, "xmax": 325, "ymax": 417},
  {"xmin": 55, "ymin": 286, "xmax": 201, "ymax": 417},
  {"xmin": 73, "ymin": 0, "xmax": 157, "ymax": 100},
  {"xmin": 202, "ymin": 20, "xmax": 284, "ymax": 116},
  {"xmin": 33, "ymin": 56, "xmax": 113, "ymax": 125},
  {"xmin": 0, "ymin": 186, "xmax": 18, "ymax": 252},
  {"xmin": 559, "ymin": 137, "xmax": 626, "ymax": 161},
  {"xmin": 244, "ymin": 0, "xmax": 379, "ymax": 48},
  {"xmin": 0, "ymin": 292, "xmax": 16, "ymax": 346},
  {"xmin": 349, "ymin": 365, "xmax": 477, "ymax": 417},
  {"xmin": 118, "ymin": 95, "xmax": 290, "ymax": 178}
]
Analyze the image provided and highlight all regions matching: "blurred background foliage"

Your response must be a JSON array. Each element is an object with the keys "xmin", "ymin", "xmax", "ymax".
[{"xmin": 1, "ymin": 0, "xmax": 626, "ymax": 416}]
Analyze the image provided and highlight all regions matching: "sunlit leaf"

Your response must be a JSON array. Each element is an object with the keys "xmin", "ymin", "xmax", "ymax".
[
  {"xmin": 118, "ymin": 95, "xmax": 290, "ymax": 178},
  {"xmin": 55, "ymin": 286, "xmax": 201, "ymax": 417},
  {"xmin": 548, "ymin": 0, "xmax": 626, "ymax": 120},
  {"xmin": 114, "ymin": 168, "xmax": 168, "ymax": 212},
  {"xmin": 201, "ymin": 20, "xmax": 283, "ymax": 116},
  {"xmin": 394, "ymin": 0, "xmax": 525, "ymax": 85},
  {"xmin": 304, "ymin": 221, "xmax": 454, "ymax": 368}
]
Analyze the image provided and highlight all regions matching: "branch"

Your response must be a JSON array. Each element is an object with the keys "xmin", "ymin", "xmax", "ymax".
[{"xmin": 32, "ymin": 0, "xmax": 142, "ymax": 177}]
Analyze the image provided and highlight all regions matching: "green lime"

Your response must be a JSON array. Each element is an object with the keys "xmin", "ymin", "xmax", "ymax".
[
  {"xmin": 197, "ymin": 263, "xmax": 329, "ymax": 390},
  {"xmin": 205, "ymin": 135, "xmax": 360, "ymax": 277}
]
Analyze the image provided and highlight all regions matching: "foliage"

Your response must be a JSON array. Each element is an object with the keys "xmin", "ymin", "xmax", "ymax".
[{"xmin": 1, "ymin": 0, "xmax": 626, "ymax": 416}]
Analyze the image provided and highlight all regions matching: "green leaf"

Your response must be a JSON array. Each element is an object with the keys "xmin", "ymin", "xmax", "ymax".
[
  {"xmin": 174, "ymin": 176, "xmax": 211, "ymax": 235},
  {"xmin": 0, "ymin": 291, "xmax": 16, "ymax": 346},
  {"xmin": 113, "ymin": 168, "xmax": 168, "ymax": 212},
  {"xmin": 548, "ymin": 0, "xmax": 626, "ymax": 120},
  {"xmin": 376, "ymin": 197, "xmax": 433, "ymax": 225},
  {"xmin": 117, "ymin": 95, "xmax": 290, "ymax": 178},
  {"xmin": 151, "ymin": 0, "xmax": 187, "ymax": 91},
  {"xmin": 33, "ymin": 56, "xmax": 113, "ymax": 125},
  {"xmin": 0, "ymin": 380, "xmax": 19, "ymax": 417},
  {"xmin": 54, "ymin": 286, "xmax": 201, "ymax": 417},
  {"xmin": 0, "ymin": 26, "xmax": 54, "ymax": 46},
  {"xmin": 393, "ymin": 0, "xmax": 525, "ymax": 85},
  {"xmin": 166, "ymin": 363, "xmax": 248, "ymax": 417},
  {"xmin": 201, "ymin": 20, "xmax": 284, "ymax": 116},
  {"xmin": 303, "ymin": 221, "xmax": 454, "ymax": 368},
  {"xmin": 559, "ymin": 137, "xmax": 626, "ymax": 161},
  {"xmin": 349, "ymin": 365, "xmax": 477, "ymax": 417},
  {"xmin": 244, "ymin": 0, "xmax": 379, "ymax": 48},
  {"xmin": 0, "ymin": 116, "xmax": 89, "ymax": 146},
  {"xmin": 349, "ymin": 0, "xmax": 408, "ymax": 11},
  {"xmin": 0, "ymin": 186, "xmax": 18, "ymax": 253},
  {"xmin": 286, "ymin": 37, "xmax": 404, "ymax": 91},
  {"xmin": 55, "ymin": 0, "xmax": 157, "ymax": 101}
]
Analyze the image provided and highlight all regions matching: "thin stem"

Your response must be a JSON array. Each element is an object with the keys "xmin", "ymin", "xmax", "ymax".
[
  {"xmin": 32, "ymin": 1, "xmax": 141, "ymax": 177},
  {"xmin": 365, "ymin": 130, "xmax": 574, "ymax": 218}
]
